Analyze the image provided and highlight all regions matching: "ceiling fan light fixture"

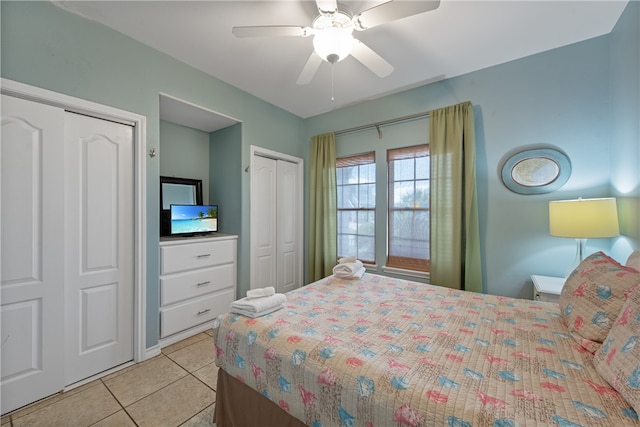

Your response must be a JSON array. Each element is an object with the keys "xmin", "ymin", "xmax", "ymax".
[{"xmin": 313, "ymin": 27, "xmax": 354, "ymax": 63}]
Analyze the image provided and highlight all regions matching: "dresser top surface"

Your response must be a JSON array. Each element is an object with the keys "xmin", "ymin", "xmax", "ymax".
[{"xmin": 160, "ymin": 233, "xmax": 237, "ymax": 246}]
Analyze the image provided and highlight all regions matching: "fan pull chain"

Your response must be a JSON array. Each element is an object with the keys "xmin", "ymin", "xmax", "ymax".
[{"xmin": 331, "ymin": 64, "xmax": 335, "ymax": 102}]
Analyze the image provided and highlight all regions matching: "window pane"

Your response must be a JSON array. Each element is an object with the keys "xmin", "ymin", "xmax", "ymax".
[
  {"xmin": 357, "ymin": 235, "xmax": 375, "ymax": 262},
  {"xmin": 338, "ymin": 234, "xmax": 358, "ymax": 258},
  {"xmin": 416, "ymin": 156, "xmax": 429, "ymax": 180},
  {"xmin": 415, "ymin": 180, "xmax": 429, "ymax": 207},
  {"xmin": 342, "ymin": 184, "xmax": 358, "ymax": 208},
  {"xmin": 359, "ymin": 183, "xmax": 375, "ymax": 208},
  {"xmin": 336, "ymin": 167, "xmax": 344, "ymax": 186},
  {"xmin": 394, "ymin": 158, "xmax": 415, "ymax": 181},
  {"xmin": 342, "ymin": 165, "xmax": 358, "ymax": 184},
  {"xmin": 338, "ymin": 211, "xmax": 357, "ymax": 234},
  {"xmin": 390, "ymin": 211, "xmax": 429, "ymax": 258},
  {"xmin": 357, "ymin": 210, "xmax": 375, "ymax": 236},
  {"xmin": 393, "ymin": 181, "xmax": 415, "ymax": 207},
  {"xmin": 361, "ymin": 163, "xmax": 375, "ymax": 183}
]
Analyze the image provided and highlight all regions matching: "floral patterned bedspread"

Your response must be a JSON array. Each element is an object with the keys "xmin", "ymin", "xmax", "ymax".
[{"xmin": 212, "ymin": 273, "xmax": 639, "ymax": 427}]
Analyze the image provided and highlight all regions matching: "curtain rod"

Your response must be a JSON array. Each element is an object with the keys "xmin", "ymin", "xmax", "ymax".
[{"xmin": 334, "ymin": 111, "xmax": 430, "ymax": 138}]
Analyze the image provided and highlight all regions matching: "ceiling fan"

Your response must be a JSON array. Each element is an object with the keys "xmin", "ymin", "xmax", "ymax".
[{"xmin": 232, "ymin": 0, "xmax": 441, "ymax": 85}]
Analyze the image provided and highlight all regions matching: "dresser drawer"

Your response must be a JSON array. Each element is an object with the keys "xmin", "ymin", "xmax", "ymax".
[
  {"xmin": 161, "ymin": 263, "xmax": 235, "ymax": 306},
  {"xmin": 160, "ymin": 290, "xmax": 234, "ymax": 338},
  {"xmin": 535, "ymin": 292, "xmax": 561, "ymax": 303},
  {"xmin": 161, "ymin": 239, "xmax": 235, "ymax": 274}
]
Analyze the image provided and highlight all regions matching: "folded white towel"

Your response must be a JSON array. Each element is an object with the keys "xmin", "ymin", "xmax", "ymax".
[
  {"xmin": 231, "ymin": 304, "xmax": 284, "ymax": 318},
  {"xmin": 333, "ymin": 260, "xmax": 364, "ymax": 278},
  {"xmin": 230, "ymin": 293, "xmax": 287, "ymax": 317},
  {"xmin": 338, "ymin": 256, "xmax": 357, "ymax": 264},
  {"xmin": 334, "ymin": 267, "xmax": 366, "ymax": 280},
  {"xmin": 352, "ymin": 267, "xmax": 365, "ymax": 279},
  {"xmin": 246, "ymin": 286, "xmax": 275, "ymax": 299}
]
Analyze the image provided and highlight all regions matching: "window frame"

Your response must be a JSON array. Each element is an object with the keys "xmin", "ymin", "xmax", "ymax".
[
  {"xmin": 386, "ymin": 144, "xmax": 430, "ymax": 272},
  {"xmin": 336, "ymin": 152, "xmax": 376, "ymax": 264}
]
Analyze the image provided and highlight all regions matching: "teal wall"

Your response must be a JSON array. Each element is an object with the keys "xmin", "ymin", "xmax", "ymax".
[
  {"xmin": 2, "ymin": 1, "xmax": 638, "ymax": 349},
  {"xmin": 1, "ymin": 1, "xmax": 304, "ymax": 349},
  {"xmin": 609, "ymin": 0, "xmax": 640, "ymax": 262},
  {"xmin": 160, "ymin": 120, "xmax": 211, "ymax": 203},
  {"xmin": 210, "ymin": 123, "xmax": 243, "ymax": 238}
]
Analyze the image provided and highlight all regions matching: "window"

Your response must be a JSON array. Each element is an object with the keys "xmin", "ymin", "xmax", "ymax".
[
  {"xmin": 387, "ymin": 145, "xmax": 430, "ymax": 271},
  {"xmin": 336, "ymin": 152, "xmax": 375, "ymax": 263}
]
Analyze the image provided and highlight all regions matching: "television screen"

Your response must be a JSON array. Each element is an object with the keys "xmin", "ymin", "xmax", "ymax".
[{"xmin": 170, "ymin": 204, "xmax": 218, "ymax": 235}]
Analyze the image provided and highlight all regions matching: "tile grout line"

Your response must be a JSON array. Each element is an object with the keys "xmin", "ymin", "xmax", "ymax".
[
  {"xmin": 98, "ymin": 377, "xmax": 140, "ymax": 427},
  {"xmin": 165, "ymin": 339, "xmax": 217, "ymax": 427},
  {"xmin": 108, "ymin": 364, "xmax": 191, "ymax": 410}
]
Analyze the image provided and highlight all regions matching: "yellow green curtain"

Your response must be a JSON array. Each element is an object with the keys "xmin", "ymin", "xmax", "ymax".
[
  {"xmin": 308, "ymin": 132, "xmax": 337, "ymax": 282},
  {"xmin": 429, "ymin": 101, "xmax": 483, "ymax": 292}
]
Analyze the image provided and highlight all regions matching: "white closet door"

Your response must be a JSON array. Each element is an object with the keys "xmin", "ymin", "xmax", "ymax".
[
  {"xmin": 250, "ymin": 149, "xmax": 302, "ymax": 294},
  {"xmin": 251, "ymin": 155, "xmax": 277, "ymax": 289},
  {"xmin": 276, "ymin": 159, "xmax": 300, "ymax": 294},
  {"xmin": 1, "ymin": 95, "xmax": 66, "ymax": 414},
  {"xmin": 63, "ymin": 112, "xmax": 134, "ymax": 385}
]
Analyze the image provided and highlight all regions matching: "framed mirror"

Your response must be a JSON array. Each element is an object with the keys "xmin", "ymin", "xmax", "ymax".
[
  {"xmin": 500, "ymin": 147, "xmax": 571, "ymax": 195},
  {"xmin": 160, "ymin": 176, "xmax": 203, "ymax": 236}
]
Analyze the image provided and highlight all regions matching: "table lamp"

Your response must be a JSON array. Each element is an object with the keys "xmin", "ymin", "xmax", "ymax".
[{"xmin": 549, "ymin": 197, "xmax": 619, "ymax": 276}]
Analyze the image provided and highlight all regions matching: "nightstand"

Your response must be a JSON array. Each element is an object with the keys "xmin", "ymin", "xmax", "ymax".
[{"xmin": 531, "ymin": 275, "xmax": 565, "ymax": 303}]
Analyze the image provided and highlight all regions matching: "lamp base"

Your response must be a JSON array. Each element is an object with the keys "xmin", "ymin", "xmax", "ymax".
[{"xmin": 565, "ymin": 238, "xmax": 587, "ymax": 277}]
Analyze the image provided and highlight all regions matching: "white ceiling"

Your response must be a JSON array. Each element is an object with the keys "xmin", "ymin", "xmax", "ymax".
[{"xmin": 53, "ymin": 0, "xmax": 628, "ymax": 124}]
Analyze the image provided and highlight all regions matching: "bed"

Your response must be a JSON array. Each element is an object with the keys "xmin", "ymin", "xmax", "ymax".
[{"xmin": 212, "ymin": 251, "xmax": 640, "ymax": 426}]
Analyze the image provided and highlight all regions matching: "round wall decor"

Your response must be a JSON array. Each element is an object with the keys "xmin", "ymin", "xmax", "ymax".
[{"xmin": 500, "ymin": 147, "xmax": 571, "ymax": 194}]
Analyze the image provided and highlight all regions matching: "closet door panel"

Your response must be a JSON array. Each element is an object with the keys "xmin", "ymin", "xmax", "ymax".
[
  {"xmin": 1, "ymin": 95, "xmax": 65, "ymax": 414},
  {"xmin": 81, "ymin": 283, "xmax": 118, "ymax": 349},
  {"xmin": 251, "ymin": 155, "xmax": 277, "ymax": 289},
  {"xmin": 1, "ymin": 114, "xmax": 41, "ymax": 283},
  {"xmin": 64, "ymin": 112, "xmax": 134, "ymax": 385},
  {"xmin": 83, "ymin": 134, "xmax": 118, "ymax": 269},
  {"xmin": 276, "ymin": 160, "xmax": 300, "ymax": 294}
]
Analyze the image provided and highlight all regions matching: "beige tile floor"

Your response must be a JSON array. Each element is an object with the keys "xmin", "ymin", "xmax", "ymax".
[{"xmin": 2, "ymin": 331, "xmax": 218, "ymax": 427}]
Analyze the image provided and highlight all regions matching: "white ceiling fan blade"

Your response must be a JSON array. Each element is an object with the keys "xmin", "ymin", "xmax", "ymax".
[
  {"xmin": 316, "ymin": 0, "xmax": 338, "ymax": 15},
  {"xmin": 296, "ymin": 52, "xmax": 323, "ymax": 85},
  {"xmin": 350, "ymin": 40, "xmax": 394, "ymax": 78},
  {"xmin": 232, "ymin": 26, "xmax": 309, "ymax": 38},
  {"xmin": 353, "ymin": 0, "xmax": 441, "ymax": 31}
]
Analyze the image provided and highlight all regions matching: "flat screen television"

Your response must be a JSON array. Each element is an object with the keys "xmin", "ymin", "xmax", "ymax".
[{"xmin": 170, "ymin": 204, "xmax": 218, "ymax": 236}]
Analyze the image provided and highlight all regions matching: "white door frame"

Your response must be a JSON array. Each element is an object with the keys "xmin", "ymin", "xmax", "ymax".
[
  {"xmin": 1, "ymin": 78, "xmax": 147, "ymax": 365},
  {"xmin": 249, "ymin": 145, "xmax": 303, "ymax": 291}
]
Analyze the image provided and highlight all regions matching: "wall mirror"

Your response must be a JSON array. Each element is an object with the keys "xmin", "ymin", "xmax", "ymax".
[
  {"xmin": 500, "ymin": 147, "xmax": 571, "ymax": 195},
  {"xmin": 160, "ymin": 176, "xmax": 203, "ymax": 236}
]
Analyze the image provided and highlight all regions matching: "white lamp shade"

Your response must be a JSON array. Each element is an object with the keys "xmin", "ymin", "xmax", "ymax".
[
  {"xmin": 313, "ymin": 27, "xmax": 354, "ymax": 63},
  {"xmin": 549, "ymin": 197, "xmax": 620, "ymax": 238}
]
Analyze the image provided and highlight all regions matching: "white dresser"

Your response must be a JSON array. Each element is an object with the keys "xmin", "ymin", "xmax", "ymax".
[{"xmin": 159, "ymin": 234, "xmax": 237, "ymax": 343}]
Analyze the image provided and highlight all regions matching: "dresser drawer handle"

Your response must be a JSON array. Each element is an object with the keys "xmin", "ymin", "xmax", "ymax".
[
  {"xmin": 196, "ymin": 254, "xmax": 211, "ymax": 259},
  {"xmin": 197, "ymin": 308, "xmax": 211, "ymax": 316},
  {"xmin": 196, "ymin": 281, "xmax": 211, "ymax": 287}
]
